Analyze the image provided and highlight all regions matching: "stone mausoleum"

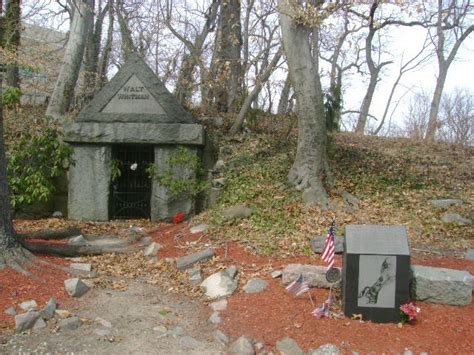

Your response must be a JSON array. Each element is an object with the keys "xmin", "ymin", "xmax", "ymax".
[{"xmin": 64, "ymin": 54, "xmax": 213, "ymax": 221}]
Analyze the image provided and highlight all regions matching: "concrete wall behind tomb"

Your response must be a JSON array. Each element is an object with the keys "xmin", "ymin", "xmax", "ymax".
[{"xmin": 64, "ymin": 53, "xmax": 214, "ymax": 221}]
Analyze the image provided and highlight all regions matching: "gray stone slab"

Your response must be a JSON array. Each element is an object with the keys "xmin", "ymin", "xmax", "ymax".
[
  {"xmin": 282, "ymin": 264, "xmax": 338, "ymax": 289},
  {"xmin": 308, "ymin": 343, "xmax": 341, "ymax": 355},
  {"xmin": 4, "ymin": 306, "xmax": 16, "ymax": 316},
  {"xmin": 176, "ymin": 248, "xmax": 214, "ymax": 270},
  {"xmin": 19, "ymin": 300, "xmax": 37, "ymax": 311},
  {"xmin": 411, "ymin": 265, "xmax": 472, "ymax": 306},
  {"xmin": 64, "ymin": 278, "xmax": 90, "ymax": 298},
  {"xmin": 311, "ymin": 236, "xmax": 344, "ymax": 254},
  {"xmin": 70, "ymin": 263, "xmax": 92, "ymax": 272},
  {"xmin": 68, "ymin": 145, "xmax": 111, "ymax": 221},
  {"xmin": 201, "ymin": 271, "xmax": 238, "ymax": 299},
  {"xmin": 58, "ymin": 316, "xmax": 82, "ymax": 331},
  {"xmin": 229, "ymin": 336, "xmax": 255, "ymax": 355},
  {"xmin": 40, "ymin": 298, "xmax": 57, "ymax": 320},
  {"xmin": 345, "ymin": 225, "xmax": 409, "ymax": 255},
  {"xmin": 441, "ymin": 213, "xmax": 471, "ymax": 225},
  {"xmin": 64, "ymin": 123, "xmax": 205, "ymax": 145},
  {"xmin": 429, "ymin": 199, "xmax": 463, "ymax": 208},
  {"xmin": 151, "ymin": 146, "xmax": 196, "ymax": 221}
]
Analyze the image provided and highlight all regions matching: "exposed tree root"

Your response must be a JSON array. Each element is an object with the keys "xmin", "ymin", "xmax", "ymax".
[
  {"xmin": 17, "ymin": 228, "xmax": 82, "ymax": 240},
  {"xmin": 0, "ymin": 246, "xmax": 36, "ymax": 276}
]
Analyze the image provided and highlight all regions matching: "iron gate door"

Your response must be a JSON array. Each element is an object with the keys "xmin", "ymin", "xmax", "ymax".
[{"xmin": 110, "ymin": 145, "xmax": 154, "ymax": 219}]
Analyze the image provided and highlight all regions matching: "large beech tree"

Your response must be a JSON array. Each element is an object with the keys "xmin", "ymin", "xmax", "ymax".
[{"xmin": 278, "ymin": 0, "xmax": 331, "ymax": 208}]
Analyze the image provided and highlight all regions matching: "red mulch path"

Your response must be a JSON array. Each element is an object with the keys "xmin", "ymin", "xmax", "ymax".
[{"xmin": 0, "ymin": 255, "xmax": 74, "ymax": 331}]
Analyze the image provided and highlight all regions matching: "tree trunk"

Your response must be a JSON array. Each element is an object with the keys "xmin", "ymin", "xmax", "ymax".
[
  {"xmin": 97, "ymin": 0, "xmax": 114, "ymax": 89},
  {"xmin": 355, "ymin": 69, "xmax": 378, "ymax": 134},
  {"xmin": 277, "ymin": 74, "xmax": 291, "ymax": 115},
  {"xmin": 213, "ymin": 0, "xmax": 242, "ymax": 112},
  {"xmin": 116, "ymin": 1, "xmax": 136, "ymax": 58},
  {"xmin": 230, "ymin": 49, "xmax": 282, "ymax": 134},
  {"xmin": 425, "ymin": 66, "xmax": 448, "ymax": 139},
  {"xmin": 46, "ymin": 0, "xmax": 94, "ymax": 122},
  {"xmin": 4, "ymin": 0, "xmax": 21, "ymax": 88},
  {"xmin": 279, "ymin": 1, "xmax": 329, "ymax": 208},
  {"xmin": 175, "ymin": 53, "xmax": 196, "ymax": 107}
]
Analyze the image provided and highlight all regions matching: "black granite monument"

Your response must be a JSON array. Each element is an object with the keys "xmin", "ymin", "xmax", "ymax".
[{"xmin": 343, "ymin": 225, "xmax": 410, "ymax": 323}]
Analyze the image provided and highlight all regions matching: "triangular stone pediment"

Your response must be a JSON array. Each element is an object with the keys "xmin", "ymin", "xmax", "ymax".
[
  {"xmin": 101, "ymin": 74, "xmax": 165, "ymax": 114},
  {"xmin": 77, "ymin": 53, "xmax": 196, "ymax": 124}
]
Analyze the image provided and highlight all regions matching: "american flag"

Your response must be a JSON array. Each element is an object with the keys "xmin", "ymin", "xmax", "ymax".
[
  {"xmin": 312, "ymin": 296, "xmax": 332, "ymax": 318},
  {"xmin": 285, "ymin": 274, "xmax": 309, "ymax": 296},
  {"xmin": 321, "ymin": 217, "xmax": 336, "ymax": 269}
]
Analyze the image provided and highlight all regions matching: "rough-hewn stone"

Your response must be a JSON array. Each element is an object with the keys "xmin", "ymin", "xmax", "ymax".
[
  {"xmin": 68, "ymin": 146, "xmax": 111, "ymax": 221},
  {"xmin": 64, "ymin": 278, "xmax": 90, "ymax": 298},
  {"xmin": 15, "ymin": 311, "xmax": 40, "ymax": 332},
  {"xmin": 441, "ymin": 213, "xmax": 471, "ymax": 225},
  {"xmin": 201, "ymin": 271, "xmax": 238, "ymax": 299},
  {"xmin": 243, "ymin": 278, "xmax": 268, "ymax": 294},
  {"xmin": 229, "ymin": 336, "xmax": 255, "ymax": 355},
  {"xmin": 275, "ymin": 336, "xmax": 304, "ymax": 355},
  {"xmin": 282, "ymin": 264, "xmax": 339, "ymax": 289},
  {"xmin": 176, "ymin": 248, "xmax": 214, "ymax": 270},
  {"xmin": 411, "ymin": 265, "xmax": 472, "ymax": 305},
  {"xmin": 222, "ymin": 205, "xmax": 251, "ymax": 220},
  {"xmin": 429, "ymin": 199, "xmax": 463, "ymax": 208},
  {"xmin": 308, "ymin": 343, "xmax": 341, "ymax": 355}
]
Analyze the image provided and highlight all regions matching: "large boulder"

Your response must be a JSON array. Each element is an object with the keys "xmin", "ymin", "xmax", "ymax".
[
  {"xmin": 411, "ymin": 265, "xmax": 472, "ymax": 306},
  {"xmin": 64, "ymin": 278, "xmax": 90, "ymax": 297},
  {"xmin": 201, "ymin": 271, "xmax": 238, "ymax": 299},
  {"xmin": 282, "ymin": 264, "xmax": 339, "ymax": 289}
]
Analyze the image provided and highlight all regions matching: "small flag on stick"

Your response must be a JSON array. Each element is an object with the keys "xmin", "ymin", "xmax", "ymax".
[
  {"xmin": 312, "ymin": 295, "xmax": 332, "ymax": 319},
  {"xmin": 321, "ymin": 217, "xmax": 336, "ymax": 270},
  {"xmin": 285, "ymin": 274, "xmax": 309, "ymax": 296}
]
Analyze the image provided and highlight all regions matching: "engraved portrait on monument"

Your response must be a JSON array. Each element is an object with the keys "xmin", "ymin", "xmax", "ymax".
[{"xmin": 357, "ymin": 255, "xmax": 396, "ymax": 308}]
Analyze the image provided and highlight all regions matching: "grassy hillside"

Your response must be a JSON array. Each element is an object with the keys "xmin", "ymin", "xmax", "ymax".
[{"xmin": 197, "ymin": 126, "xmax": 473, "ymax": 257}]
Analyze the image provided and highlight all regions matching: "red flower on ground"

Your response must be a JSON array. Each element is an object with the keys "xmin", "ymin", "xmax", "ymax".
[
  {"xmin": 172, "ymin": 212, "xmax": 185, "ymax": 224},
  {"xmin": 400, "ymin": 302, "xmax": 421, "ymax": 323}
]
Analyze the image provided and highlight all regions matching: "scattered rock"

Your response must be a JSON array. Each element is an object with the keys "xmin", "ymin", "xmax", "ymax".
[
  {"xmin": 466, "ymin": 249, "xmax": 474, "ymax": 261},
  {"xmin": 210, "ymin": 299, "xmax": 228, "ymax": 312},
  {"xmin": 70, "ymin": 263, "xmax": 92, "ymax": 272},
  {"xmin": 69, "ymin": 235, "xmax": 88, "ymax": 245},
  {"xmin": 441, "ymin": 213, "xmax": 471, "ymax": 225},
  {"xmin": 180, "ymin": 336, "xmax": 201, "ymax": 349},
  {"xmin": 225, "ymin": 265, "xmax": 238, "ymax": 279},
  {"xmin": 144, "ymin": 242, "xmax": 162, "ymax": 257},
  {"xmin": 54, "ymin": 309, "xmax": 71, "ymax": 319},
  {"xmin": 308, "ymin": 343, "xmax": 341, "ymax": 354},
  {"xmin": 95, "ymin": 317, "xmax": 112, "ymax": 328},
  {"xmin": 190, "ymin": 223, "xmax": 209, "ymax": 234},
  {"xmin": 276, "ymin": 336, "xmax": 304, "ymax": 355},
  {"xmin": 209, "ymin": 311, "xmax": 221, "ymax": 324},
  {"xmin": 229, "ymin": 335, "xmax": 255, "ymax": 355},
  {"xmin": 342, "ymin": 191, "xmax": 359, "ymax": 212},
  {"xmin": 95, "ymin": 328, "xmax": 111, "ymax": 337},
  {"xmin": 201, "ymin": 271, "xmax": 238, "ymax": 299},
  {"xmin": 4, "ymin": 306, "xmax": 16, "ymax": 316},
  {"xmin": 40, "ymin": 298, "xmax": 57, "ymax": 320},
  {"xmin": 271, "ymin": 270, "xmax": 282, "ymax": 278},
  {"xmin": 209, "ymin": 188, "xmax": 221, "ymax": 206},
  {"xmin": 429, "ymin": 199, "xmax": 463, "ymax": 208},
  {"xmin": 411, "ymin": 265, "xmax": 472, "ymax": 306},
  {"xmin": 168, "ymin": 325, "xmax": 185, "ymax": 338},
  {"xmin": 222, "ymin": 205, "xmax": 251, "ymax": 220},
  {"xmin": 52, "ymin": 211, "xmax": 63, "ymax": 218},
  {"xmin": 282, "ymin": 264, "xmax": 339, "ymax": 289},
  {"xmin": 403, "ymin": 350, "xmax": 414, "ymax": 355},
  {"xmin": 58, "ymin": 316, "xmax": 82, "ymax": 331},
  {"xmin": 32, "ymin": 318, "xmax": 47, "ymax": 331},
  {"xmin": 214, "ymin": 160, "xmax": 225, "ymax": 171},
  {"xmin": 153, "ymin": 325, "xmax": 167, "ymax": 334},
  {"xmin": 19, "ymin": 300, "xmax": 38, "ymax": 312},
  {"xmin": 188, "ymin": 268, "xmax": 202, "ymax": 284},
  {"xmin": 311, "ymin": 236, "xmax": 344, "ymax": 254},
  {"xmin": 176, "ymin": 248, "xmax": 214, "ymax": 270},
  {"xmin": 210, "ymin": 116, "xmax": 224, "ymax": 127},
  {"xmin": 212, "ymin": 177, "xmax": 226, "ymax": 187},
  {"xmin": 137, "ymin": 236, "xmax": 152, "ymax": 247},
  {"xmin": 64, "ymin": 278, "xmax": 90, "ymax": 297},
  {"xmin": 214, "ymin": 330, "xmax": 230, "ymax": 345},
  {"xmin": 243, "ymin": 278, "xmax": 268, "ymax": 294},
  {"xmin": 148, "ymin": 256, "xmax": 159, "ymax": 264},
  {"xmin": 15, "ymin": 311, "xmax": 40, "ymax": 332}
]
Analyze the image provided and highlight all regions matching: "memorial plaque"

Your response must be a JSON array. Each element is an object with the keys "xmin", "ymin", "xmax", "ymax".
[
  {"xmin": 101, "ymin": 74, "xmax": 165, "ymax": 114},
  {"xmin": 343, "ymin": 225, "xmax": 410, "ymax": 323}
]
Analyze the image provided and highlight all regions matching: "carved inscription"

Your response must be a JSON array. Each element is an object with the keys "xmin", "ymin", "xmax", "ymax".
[{"xmin": 118, "ymin": 85, "xmax": 150, "ymax": 100}]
